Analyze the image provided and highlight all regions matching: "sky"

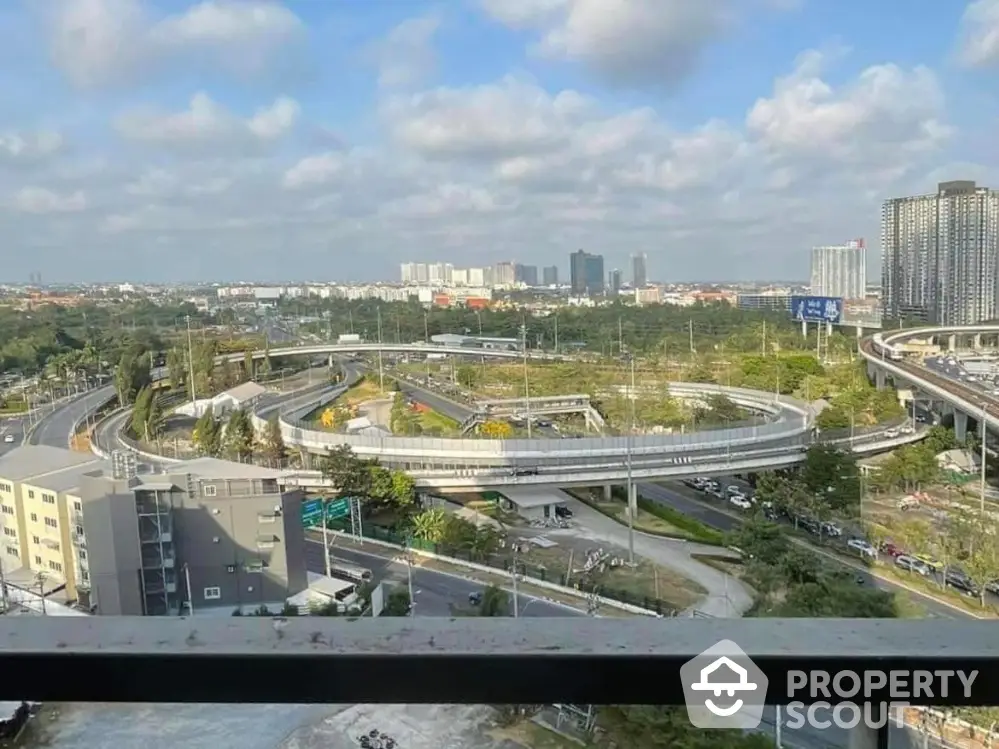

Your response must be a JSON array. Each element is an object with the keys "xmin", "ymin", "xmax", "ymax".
[{"xmin": 2, "ymin": 0, "xmax": 999, "ymax": 284}]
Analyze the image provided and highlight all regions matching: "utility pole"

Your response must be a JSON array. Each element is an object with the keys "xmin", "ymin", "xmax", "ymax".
[
  {"xmin": 185, "ymin": 315, "xmax": 196, "ymax": 406},
  {"xmin": 521, "ymin": 323, "xmax": 532, "ymax": 439},
  {"xmin": 406, "ymin": 537, "xmax": 416, "ymax": 617},
  {"xmin": 617, "ymin": 317, "xmax": 623, "ymax": 355},
  {"xmin": 423, "ymin": 311, "xmax": 429, "ymax": 343},
  {"xmin": 322, "ymin": 499, "xmax": 332, "ymax": 577},
  {"xmin": 376, "ymin": 307, "xmax": 385, "ymax": 392},
  {"xmin": 688, "ymin": 319, "xmax": 695, "ymax": 354},
  {"xmin": 0, "ymin": 556, "xmax": 7, "ymax": 613},
  {"xmin": 511, "ymin": 545, "xmax": 520, "ymax": 618},
  {"xmin": 626, "ymin": 355, "xmax": 636, "ymax": 565},
  {"xmin": 980, "ymin": 406, "xmax": 988, "ymax": 517},
  {"xmin": 184, "ymin": 563, "xmax": 195, "ymax": 616},
  {"xmin": 348, "ymin": 309, "xmax": 354, "ymax": 334},
  {"xmin": 554, "ymin": 313, "xmax": 559, "ymax": 355},
  {"xmin": 762, "ymin": 320, "xmax": 767, "ymax": 356}
]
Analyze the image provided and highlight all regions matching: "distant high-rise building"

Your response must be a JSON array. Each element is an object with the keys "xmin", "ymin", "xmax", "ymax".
[
  {"xmin": 882, "ymin": 181, "xmax": 999, "ymax": 325},
  {"xmin": 631, "ymin": 253, "xmax": 648, "ymax": 288},
  {"xmin": 810, "ymin": 240, "xmax": 866, "ymax": 300},
  {"xmin": 515, "ymin": 264, "xmax": 539, "ymax": 286},
  {"xmin": 608, "ymin": 269, "xmax": 622, "ymax": 297},
  {"xmin": 570, "ymin": 250, "xmax": 605, "ymax": 295},
  {"xmin": 493, "ymin": 262, "xmax": 516, "ymax": 287},
  {"xmin": 542, "ymin": 265, "xmax": 558, "ymax": 286}
]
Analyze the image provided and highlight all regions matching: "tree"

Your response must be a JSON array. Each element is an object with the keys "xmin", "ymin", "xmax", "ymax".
[
  {"xmin": 477, "ymin": 584, "xmax": 510, "ymax": 616},
  {"xmin": 114, "ymin": 350, "xmax": 152, "ymax": 405},
  {"xmin": 259, "ymin": 415, "xmax": 286, "ymax": 467},
  {"xmin": 380, "ymin": 589, "xmax": 412, "ymax": 616},
  {"xmin": 319, "ymin": 445, "xmax": 374, "ymax": 500},
  {"xmin": 455, "ymin": 365, "xmax": 478, "ymax": 388},
  {"xmin": 223, "ymin": 408, "xmax": 255, "ymax": 461},
  {"xmin": 602, "ymin": 706, "xmax": 774, "ymax": 749},
  {"xmin": 816, "ymin": 405, "xmax": 851, "ymax": 430},
  {"xmin": 480, "ymin": 420, "xmax": 513, "ymax": 438},
  {"xmin": 801, "ymin": 444, "xmax": 861, "ymax": 516},
  {"xmin": 166, "ymin": 347, "xmax": 187, "ymax": 392},
  {"xmin": 131, "ymin": 386, "xmax": 154, "ymax": 439},
  {"xmin": 703, "ymin": 393, "xmax": 741, "ymax": 423},
  {"xmin": 950, "ymin": 512, "xmax": 999, "ymax": 606},
  {"xmin": 411, "ymin": 508, "xmax": 448, "ymax": 544},
  {"xmin": 192, "ymin": 405, "xmax": 222, "ymax": 457}
]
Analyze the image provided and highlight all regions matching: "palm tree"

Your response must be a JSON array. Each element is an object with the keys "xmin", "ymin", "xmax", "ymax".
[{"xmin": 411, "ymin": 508, "xmax": 448, "ymax": 545}]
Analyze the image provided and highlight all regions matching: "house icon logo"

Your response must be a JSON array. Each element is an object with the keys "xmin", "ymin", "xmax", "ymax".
[{"xmin": 680, "ymin": 640, "xmax": 768, "ymax": 729}]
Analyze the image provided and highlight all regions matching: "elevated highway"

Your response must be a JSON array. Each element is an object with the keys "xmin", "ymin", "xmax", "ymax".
[
  {"xmin": 861, "ymin": 324, "xmax": 999, "ymax": 438},
  {"xmin": 31, "ymin": 341, "xmax": 919, "ymax": 491}
]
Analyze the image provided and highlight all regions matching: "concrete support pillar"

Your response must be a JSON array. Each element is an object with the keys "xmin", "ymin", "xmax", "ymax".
[
  {"xmin": 801, "ymin": 320, "xmax": 808, "ymax": 338},
  {"xmin": 847, "ymin": 724, "xmax": 886, "ymax": 749},
  {"xmin": 949, "ymin": 334, "xmax": 957, "ymax": 352},
  {"xmin": 628, "ymin": 482, "xmax": 638, "ymax": 519},
  {"xmin": 603, "ymin": 484, "xmax": 613, "ymax": 501},
  {"xmin": 874, "ymin": 370, "xmax": 887, "ymax": 391},
  {"xmin": 827, "ymin": 322, "xmax": 833, "ymax": 337},
  {"xmin": 856, "ymin": 325, "xmax": 863, "ymax": 339},
  {"xmin": 328, "ymin": 354, "xmax": 334, "ymax": 368},
  {"xmin": 955, "ymin": 411, "xmax": 969, "ymax": 443},
  {"xmin": 975, "ymin": 333, "xmax": 982, "ymax": 350}
]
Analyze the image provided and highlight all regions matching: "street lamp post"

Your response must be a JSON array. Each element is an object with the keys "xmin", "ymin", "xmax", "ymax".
[
  {"xmin": 626, "ymin": 354, "xmax": 636, "ymax": 565},
  {"xmin": 185, "ymin": 315, "xmax": 196, "ymax": 406},
  {"xmin": 511, "ymin": 544, "xmax": 520, "ymax": 618},
  {"xmin": 521, "ymin": 323, "xmax": 532, "ymax": 439},
  {"xmin": 406, "ymin": 536, "xmax": 416, "ymax": 617}
]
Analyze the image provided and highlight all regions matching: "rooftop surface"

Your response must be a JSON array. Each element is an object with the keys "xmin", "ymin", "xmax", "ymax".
[
  {"xmin": 168, "ymin": 456, "xmax": 283, "ymax": 481},
  {"xmin": 0, "ymin": 446, "xmax": 103, "ymax": 482}
]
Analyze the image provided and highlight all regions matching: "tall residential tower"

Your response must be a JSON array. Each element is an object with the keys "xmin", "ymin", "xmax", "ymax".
[
  {"xmin": 810, "ymin": 239, "xmax": 866, "ymax": 300},
  {"xmin": 882, "ymin": 181, "xmax": 999, "ymax": 325}
]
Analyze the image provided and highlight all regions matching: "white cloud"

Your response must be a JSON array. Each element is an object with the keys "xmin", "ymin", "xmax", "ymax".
[
  {"xmin": 282, "ymin": 152, "xmax": 345, "ymax": 190},
  {"xmin": 114, "ymin": 92, "xmax": 299, "ymax": 145},
  {"xmin": 43, "ymin": 0, "xmax": 305, "ymax": 89},
  {"xmin": 13, "ymin": 187, "xmax": 86, "ymax": 214},
  {"xmin": 374, "ymin": 16, "xmax": 440, "ymax": 88},
  {"xmin": 957, "ymin": 0, "xmax": 999, "ymax": 67},
  {"xmin": 0, "ymin": 131, "xmax": 64, "ymax": 163},
  {"xmin": 481, "ymin": 0, "xmax": 735, "ymax": 87}
]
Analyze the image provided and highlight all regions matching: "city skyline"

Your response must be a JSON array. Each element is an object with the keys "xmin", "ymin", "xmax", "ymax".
[{"xmin": 2, "ymin": 1, "xmax": 995, "ymax": 282}]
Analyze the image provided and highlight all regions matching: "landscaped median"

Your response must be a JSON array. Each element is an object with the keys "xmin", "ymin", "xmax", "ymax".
[
  {"xmin": 564, "ymin": 487, "xmax": 727, "ymax": 546},
  {"xmin": 309, "ymin": 529, "xmax": 668, "ymax": 618}
]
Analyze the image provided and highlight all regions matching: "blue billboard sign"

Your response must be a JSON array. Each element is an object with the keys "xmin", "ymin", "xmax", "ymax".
[
  {"xmin": 791, "ymin": 296, "xmax": 843, "ymax": 324},
  {"xmin": 301, "ymin": 497, "xmax": 351, "ymax": 528}
]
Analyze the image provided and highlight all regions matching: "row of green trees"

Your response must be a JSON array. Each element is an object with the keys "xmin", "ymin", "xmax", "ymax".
[
  {"xmin": 188, "ymin": 407, "xmax": 288, "ymax": 465},
  {"xmin": 601, "ymin": 517, "xmax": 901, "ymax": 748},
  {"xmin": 281, "ymin": 297, "xmax": 857, "ymax": 359}
]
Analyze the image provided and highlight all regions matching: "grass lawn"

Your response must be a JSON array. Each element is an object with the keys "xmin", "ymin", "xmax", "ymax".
[
  {"xmin": 338, "ymin": 378, "xmax": 388, "ymax": 406},
  {"xmin": 567, "ymin": 488, "xmax": 708, "ymax": 541},
  {"xmin": 487, "ymin": 719, "xmax": 584, "ymax": 749},
  {"xmin": 416, "ymin": 408, "xmax": 460, "ymax": 434}
]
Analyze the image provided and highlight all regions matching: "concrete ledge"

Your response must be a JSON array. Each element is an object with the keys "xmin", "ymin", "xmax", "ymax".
[{"xmin": 1, "ymin": 617, "xmax": 997, "ymax": 706}]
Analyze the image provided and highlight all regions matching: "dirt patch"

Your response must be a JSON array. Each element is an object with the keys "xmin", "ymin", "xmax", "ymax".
[
  {"xmin": 569, "ymin": 488, "xmax": 690, "ymax": 538},
  {"xmin": 69, "ymin": 433, "xmax": 91, "ymax": 453},
  {"xmin": 506, "ymin": 533, "xmax": 705, "ymax": 611}
]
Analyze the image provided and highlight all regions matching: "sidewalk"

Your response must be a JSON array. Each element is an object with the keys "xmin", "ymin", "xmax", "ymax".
[{"xmin": 550, "ymin": 493, "xmax": 754, "ymax": 618}]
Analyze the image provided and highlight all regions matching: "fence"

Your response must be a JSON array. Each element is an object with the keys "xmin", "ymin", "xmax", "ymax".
[{"xmin": 323, "ymin": 519, "xmax": 679, "ymax": 616}]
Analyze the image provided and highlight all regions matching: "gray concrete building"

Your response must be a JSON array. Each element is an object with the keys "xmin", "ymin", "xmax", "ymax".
[{"xmin": 77, "ymin": 455, "xmax": 307, "ymax": 616}]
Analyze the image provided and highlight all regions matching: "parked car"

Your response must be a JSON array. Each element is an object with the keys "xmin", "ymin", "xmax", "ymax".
[
  {"xmin": 895, "ymin": 555, "xmax": 931, "ymax": 576},
  {"xmin": 913, "ymin": 554, "xmax": 943, "ymax": 572},
  {"xmin": 846, "ymin": 538, "xmax": 877, "ymax": 559},
  {"xmin": 730, "ymin": 496, "xmax": 752, "ymax": 510},
  {"xmin": 880, "ymin": 542, "xmax": 903, "ymax": 558}
]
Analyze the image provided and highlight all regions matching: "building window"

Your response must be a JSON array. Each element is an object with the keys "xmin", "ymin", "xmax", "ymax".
[
  {"xmin": 0, "ymin": 482, "xmax": 11, "ymax": 493},
  {"xmin": 203, "ymin": 485, "xmax": 217, "ymax": 497},
  {"xmin": 27, "ymin": 490, "xmax": 34, "ymax": 499},
  {"xmin": 44, "ymin": 517, "xmax": 58, "ymax": 528},
  {"xmin": 32, "ymin": 536, "xmax": 39, "ymax": 545},
  {"xmin": 0, "ymin": 505, "xmax": 11, "ymax": 515},
  {"xmin": 29, "ymin": 513, "xmax": 37, "ymax": 522},
  {"xmin": 34, "ymin": 555, "xmax": 42, "ymax": 565},
  {"xmin": 81, "ymin": 571, "xmax": 89, "ymax": 582},
  {"xmin": 74, "ymin": 501, "xmax": 82, "ymax": 512},
  {"xmin": 203, "ymin": 586, "xmax": 221, "ymax": 600},
  {"xmin": 79, "ymin": 549, "xmax": 87, "ymax": 560},
  {"xmin": 48, "ymin": 561, "xmax": 62, "ymax": 573},
  {"xmin": 42, "ymin": 494, "xmax": 55, "ymax": 505},
  {"xmin": 2, "ymin": 527, "xmax": 14, "ymax": 537}
]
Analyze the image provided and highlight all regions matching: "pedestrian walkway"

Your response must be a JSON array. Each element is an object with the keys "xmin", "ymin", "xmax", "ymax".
[{"xmin": 550, "ymin": 493, "xmax": 754, "ymax": 618}]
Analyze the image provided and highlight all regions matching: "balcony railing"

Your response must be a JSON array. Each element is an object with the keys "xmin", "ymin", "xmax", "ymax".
[{"xmin": 2, "ymin": 618, "xmax": 996, "ymax": 706}]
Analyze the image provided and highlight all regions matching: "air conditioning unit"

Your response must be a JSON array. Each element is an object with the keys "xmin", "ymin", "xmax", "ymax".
[{"xmin": 227, "ymin": 564, "xmax": 236, "ymax": 573}]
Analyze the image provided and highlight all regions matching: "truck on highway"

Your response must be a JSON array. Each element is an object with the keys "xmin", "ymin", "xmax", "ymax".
[{"xmin": 337, "ymin": 333, "xmax": 363, "ymax": 344}]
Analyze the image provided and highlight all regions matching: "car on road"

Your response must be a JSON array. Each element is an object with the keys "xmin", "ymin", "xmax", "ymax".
[
  {"xmin": 729, "ymin": 495, "xmax": 752, "ymax": 510},
  {"xmin": 3, "ymin": 434, "xmax": 13, "ymax": 443},
  {"xmin": 846, "ymin": 538, "xmax": 877, "ymax": 559},
  {"xmin": 895, "ymin": 555, "xmax": 931, "ymax": 576},
  {"xmin": 880, "ymin": 542, "xmax": 904, "ymax": 558},
  {"xmin": 912, "ymin": 554, "xmax": 944, "ymax": 572}
]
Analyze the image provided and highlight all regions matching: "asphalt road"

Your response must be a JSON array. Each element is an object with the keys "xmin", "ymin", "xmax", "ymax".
[
  {"xmin": 27, "ymin": 385, "xmax": 116, "ymax": 448},
  {"xmin": 0, "ymin": 417, "xmax": 24, "ymax": 455},
  {"xmin": 646, "ymin": 482, "xmax": 979, "ymax": 620},
  {"xmin": 303, "ymin": 538, "xmax": 580, "ymax": 618}
]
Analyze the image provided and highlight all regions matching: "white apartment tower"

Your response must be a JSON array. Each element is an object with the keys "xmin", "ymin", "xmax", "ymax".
[
  {"xmin": 810, "ymin": 240, "xmax": 867, "ymax": 300},
  {"xmin": 882, "ymin": 181, "xmax": 999, "ymax": 325}
]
